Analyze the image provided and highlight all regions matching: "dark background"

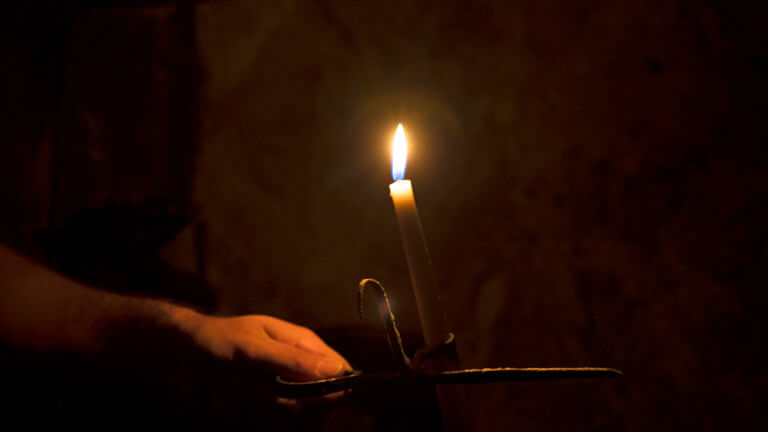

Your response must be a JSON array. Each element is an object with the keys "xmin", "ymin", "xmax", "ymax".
[{"xmin": 1, "ymin": 0, "xmax": 766, "ymax": 430}]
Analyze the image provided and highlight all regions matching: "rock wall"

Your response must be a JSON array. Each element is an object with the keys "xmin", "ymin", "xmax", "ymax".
[
  {"xmin": 2, "ymin": 1, "xmax": 765, "ymax": 430},
  {"xmin": 167, "ymin": 1, "xmax": 767, "ymax": 430}
]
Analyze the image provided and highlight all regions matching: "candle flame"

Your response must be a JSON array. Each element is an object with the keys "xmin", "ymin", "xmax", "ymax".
[{"xmin": 392, "ymin": 124, "xmax": 408, "ymax": 181}]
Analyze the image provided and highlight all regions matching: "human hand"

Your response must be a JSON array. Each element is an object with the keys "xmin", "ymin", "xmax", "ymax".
[{"xmin": 184, "ymin": 313, "xmax": 352, "ymax": 381}]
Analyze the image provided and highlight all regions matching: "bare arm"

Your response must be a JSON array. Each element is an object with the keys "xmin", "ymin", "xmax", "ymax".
[{"xmin": 0, "ymin": 245, "xmax": 350, "ymax": 380}]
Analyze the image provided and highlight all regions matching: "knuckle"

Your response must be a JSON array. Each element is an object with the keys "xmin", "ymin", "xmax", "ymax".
[
  {"xmin": 288, "ymin": 349, "xmax": 307, "ymax": 372},
  {"xmin": 299, "ymin": 329, "xmax": 317, "ymax": 341}
]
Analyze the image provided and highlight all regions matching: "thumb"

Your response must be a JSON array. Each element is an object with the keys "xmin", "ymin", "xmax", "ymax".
[{"xmin": 263, "ymin": 340, "xmax": 345, "ymax": 381}]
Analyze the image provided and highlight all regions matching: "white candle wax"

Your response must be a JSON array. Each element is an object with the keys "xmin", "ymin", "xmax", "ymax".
[{"xmin": 389, "ymin": 131, "xmax": 450, "ymax": 347}]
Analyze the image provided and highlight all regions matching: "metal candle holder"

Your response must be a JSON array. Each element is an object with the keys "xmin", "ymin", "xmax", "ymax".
[{"xmin": 276, "ymin": 279, "xmax": 621, "ymax": 398}]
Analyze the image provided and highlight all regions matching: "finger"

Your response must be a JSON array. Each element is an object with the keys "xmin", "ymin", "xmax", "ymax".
[
  {"xmin": 260, "ymin": 339, "xmax": 346, "ymax": 381},
  {"xmin": 294, "ymin": 337, "xmax": 352, "ymax": 371},
  {"xmin": 258, "ymin": 316, "xmax": 324, "ymax": 350},
  {"xmin": 260, "ymin": 317, "xmax": 352, "ymax": 370}
]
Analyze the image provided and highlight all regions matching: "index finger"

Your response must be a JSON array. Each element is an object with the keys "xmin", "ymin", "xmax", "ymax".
[{"xmin": 260, "ymin": 317, "xmax": 352, "ymax": 370}]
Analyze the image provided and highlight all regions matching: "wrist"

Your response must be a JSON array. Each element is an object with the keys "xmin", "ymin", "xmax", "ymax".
[{"xmin": 157, "ymin": 301, "xmax": 206, "ymax": 337}]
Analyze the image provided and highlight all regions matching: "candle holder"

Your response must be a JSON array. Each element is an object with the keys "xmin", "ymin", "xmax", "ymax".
[{"xmin": 275, "ymin": 279, "xmax": 621, "ymax": 398}]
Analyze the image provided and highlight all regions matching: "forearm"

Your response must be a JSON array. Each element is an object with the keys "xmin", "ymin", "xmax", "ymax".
[
  {"xmin": 0, "ymin": 245, "xmax": 199, "ymax": 352},
  {"xmin": 0, "ymin": 245, "xmax": 350, "ymax": 380}
]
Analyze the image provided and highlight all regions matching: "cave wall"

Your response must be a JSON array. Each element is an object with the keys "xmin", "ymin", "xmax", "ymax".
[{"xmin": 2, "ymin": 1, "xmax": 766, "ymax": 430}]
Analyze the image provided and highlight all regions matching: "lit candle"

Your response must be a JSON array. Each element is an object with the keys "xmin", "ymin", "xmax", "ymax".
[{"xmin": 389, "ymin": 124, "xmax": 451, "ymax": 348}]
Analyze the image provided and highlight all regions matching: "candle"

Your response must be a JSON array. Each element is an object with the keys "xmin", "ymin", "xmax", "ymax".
[{"xmin": 388, "ymin": 124, "xmax": 451, "ymax": 348}]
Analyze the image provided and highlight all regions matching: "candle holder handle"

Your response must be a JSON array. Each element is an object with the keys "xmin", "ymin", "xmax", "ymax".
[
  {"xmin": 358, "ymin": 278, "xmax": 460, "ymax": 375},
  {"xmin": 358, "ymin": 278, "xmax": 412, "ymax": 373}
]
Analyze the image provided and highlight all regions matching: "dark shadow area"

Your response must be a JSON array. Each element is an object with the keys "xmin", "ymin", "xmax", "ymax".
[{"xmin": 1, "ymin": 1, "xmax": 767, "ymax": 431}]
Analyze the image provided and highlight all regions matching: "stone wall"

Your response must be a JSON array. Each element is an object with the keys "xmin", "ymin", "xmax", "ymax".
[
  {"xmin": 167, "ymin": 1, "xmax": 766, "ymax": 429},
  {"xmin": 2, "ymin": 1, "xmax": 766, "ymax": 430}
]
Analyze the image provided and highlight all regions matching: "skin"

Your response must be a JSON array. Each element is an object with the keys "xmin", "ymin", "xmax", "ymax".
[{"xmin": 0, "ymin": 245, "xmax": 351, "ymax": 381}]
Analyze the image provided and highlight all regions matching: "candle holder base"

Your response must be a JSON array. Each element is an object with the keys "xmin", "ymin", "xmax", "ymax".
[{"xmin": 276, "ymin": 278, "xmax": 621, "ymax": 399}]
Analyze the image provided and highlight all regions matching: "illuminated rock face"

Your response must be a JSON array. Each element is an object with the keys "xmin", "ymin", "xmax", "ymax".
[{"xmin": 1, "ymin": 1, "xmax": 766, "ymax": 431}]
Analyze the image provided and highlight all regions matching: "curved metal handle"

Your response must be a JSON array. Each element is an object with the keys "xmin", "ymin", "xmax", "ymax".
[{"xmin": 358, "ymin": 278, "xmax": 412, "ymax": 373}]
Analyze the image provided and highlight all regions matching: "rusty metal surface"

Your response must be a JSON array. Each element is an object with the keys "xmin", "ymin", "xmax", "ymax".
[
  {"xmin": 276, "ymin": 367, "xmax": 621, "ymax": 398},
  {"xmin": 276, "ymin": 279, "xmax": 621, "ymax": 399}
]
